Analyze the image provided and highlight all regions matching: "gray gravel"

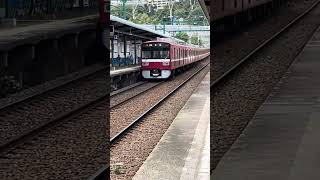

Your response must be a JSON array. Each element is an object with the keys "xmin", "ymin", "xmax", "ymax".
[
  {"xmin": 0, "ymin": 96, "xmax": 108, "ymax": 179},
  {"xmin": 110, "ymin": 82, "xmax": 161, "ymax": 108},
  {"xmin": 110, "ymin": 62, "xmax": 210, "ymax": 180},
  {"xmin": 211, "ymin": 0, "xmax": 320, "ymax": 173},
  {"xmin": 110, "ymin": 60, "xmax": 209, "ymax": 138},
  {"xmin": 0, "ymin": 70, "xmax": 107, "ymax": 146},
  {"xmin": 211, "ymin": 0, "xmax": 319, "ymax": 81}
]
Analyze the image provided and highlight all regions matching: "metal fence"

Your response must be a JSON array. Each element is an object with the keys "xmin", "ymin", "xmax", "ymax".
[{"xmin": 6, "ymin": 0, "xmax": 98, "ymax": 19}]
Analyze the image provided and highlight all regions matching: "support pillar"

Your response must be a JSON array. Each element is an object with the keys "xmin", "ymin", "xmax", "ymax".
[
  {"xmin": 59, "ymin": 34, "xmax": 84, "ymax": 74},
  {"xmin": 0, "ymin": 52, "xmax": 8, "ymax": 68},
  {"xmin": 134, "ymin": 37, "xmax": 137, "ymax": 65}
]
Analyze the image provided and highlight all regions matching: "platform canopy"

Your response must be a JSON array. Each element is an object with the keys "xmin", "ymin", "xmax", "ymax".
[
  {"xmin": 198, "ymin": 0, "xmax": 210, "ymax": 21},
  {"xmin": 111, "ymin": 15, "xmax": 172, "ymax": 40}
]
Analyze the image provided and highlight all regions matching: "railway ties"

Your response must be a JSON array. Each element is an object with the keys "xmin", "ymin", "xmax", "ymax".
[
  {"xmin": 110, "ymin": 57, "xmax": 210, "ymax": 179},
  {"xmin": 0, "ymin": 66, "xmax": 108, "ymax": 179},
  {"xmin": 211, "ymin": 0, "xmax": 320, "ymax": 175}
]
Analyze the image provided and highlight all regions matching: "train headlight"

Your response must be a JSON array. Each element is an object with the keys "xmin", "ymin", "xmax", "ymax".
[
  {"xmin": 162, "ymin": 62, "xmax": 170, "ymax": 66},
  {"xmin": 142, "ymin": 62, "xmax": 149, "ymax": 66}
]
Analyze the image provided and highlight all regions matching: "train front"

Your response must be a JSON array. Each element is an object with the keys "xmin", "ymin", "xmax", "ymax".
[{"xmin": 141, "ymin": 42, "xmax": 171, "ymax": 79}]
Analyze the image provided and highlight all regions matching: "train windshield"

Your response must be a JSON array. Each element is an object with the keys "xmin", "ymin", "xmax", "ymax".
[{"xmin": 142, "ymin": 43, "xmax": 170, "ymax": 59}]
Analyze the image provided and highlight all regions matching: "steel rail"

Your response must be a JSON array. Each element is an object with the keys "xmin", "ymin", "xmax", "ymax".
[
  {"xmin": 110, "ymin": 61, "xmax": 210, "ymax": 144},
  {"xmin": 87, "ymin": 165, "xmax": 109, "ymax": 180},
  {"xmin": 110, "ymin": 82, "xmax": 146, "ymax": 97},
  {"xmin": 110, "ymin": 81, "xmax": 164, "ymax": 109},
  {"xmin": 0, "ymin": 94, "xmax": 108, "ymax": 155},
  {"xmin": 0, "ymin": 65, "xmax": 107, "ymax": 111},
  {"xmin": 210, "ymin": 0, "xmax": 320, "ymax": 88}
]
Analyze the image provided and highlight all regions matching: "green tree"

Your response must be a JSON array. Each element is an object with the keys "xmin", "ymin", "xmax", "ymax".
[
  {"xmin": 111, "ymin": 0, "xmax": 208, "ymax": 25},
  {"xmin": 190, "ymin": 34, "xmax": 199, "ymax": 45},
  {"xmin": 174, "ymin": 32, "xmax": 189, "ymax": 42},
  {"xmin": 129, "ymin": 12, "xmax": 156, "ymax": 24},
  {"xmin": 198, "ymin": 38, "xmax": 203, "ymax": 46},
  {"xmin": 190, "ymin": 34, "xmax": 204, "ymax": 46}
]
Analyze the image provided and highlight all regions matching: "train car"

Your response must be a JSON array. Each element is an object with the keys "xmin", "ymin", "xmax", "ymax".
[
  {"xmin": 212, "ymin": 0, "xmax": 279, "ymax": 21},
  {"xmin": 140, "ymin": 41, "xmax": 209, "ymax": 79},
  {"xmin": 212, "ymin": 0, "xmax": 285, "ymax": 40}
]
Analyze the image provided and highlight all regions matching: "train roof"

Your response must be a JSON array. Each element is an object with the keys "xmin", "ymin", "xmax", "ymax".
[{"xmin": 143, "ymin": 40, "xmax": 209, "ymax": 49}]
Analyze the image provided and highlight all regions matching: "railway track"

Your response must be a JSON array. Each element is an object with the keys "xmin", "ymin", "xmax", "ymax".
[
  {"xmin": 0, "ymin": 65, "xmax": 108, "ymax": 179},
  {"xmin": 211, "ymin": 0, "xmax": 320, "ymax": 88},
  {"xmin": 109, "ymin": 59, "xmax": 209, "ymax": 179},
  {"xmin": 211, "ymin": 0, "xmax": 320, "ymax": 172},
  {"xmin": 89, "ymin": 59, "xmax": 210, "ymax": 179},
  {"xmin": 0, "ymin": 94, "xmax": 108, "ymax": 155},
  {"xmin": 110, "ymin": 62, "xmax": 209, "ymax": 144},
  {"xmin": 110, "ymin": 59, "xmax": 209, "ymax": 137},
  {"xmin": 110, "ymin": 81, "xmax": 163, "ymax": 109},
  {"xmin": 0, "ymin": 66, "xmax": 107, "ymax": 148}
]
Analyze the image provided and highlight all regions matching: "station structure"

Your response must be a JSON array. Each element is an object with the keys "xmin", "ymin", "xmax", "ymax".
[
  {"xmin": 212, "ymin": 24, "xmax": 320, "ymax": 180},
  {"xmin": 110, "ymin": 15, "xmax": 172, "ymax": 68},
  {"xmin": 0, "ymin": 15, "xmax": 104, "ymax": 87},
  {"xmin": 110, "ymin": 15, "xmax": 189, "ymax": 90},
  {"xmin": 110, "ymin": 1, "xmax": 211, "ymax": 179},
  {"xmin": 109, "ymin": 0, "xmax": 210, "ymax": 90}
]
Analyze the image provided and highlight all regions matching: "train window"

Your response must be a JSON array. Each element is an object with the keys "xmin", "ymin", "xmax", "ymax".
[
  {"xmin": 142, "ymin": 43, "xmax": 170, "ymax": 59},
  {"xmin": 234, "ymin": 0, "xmax": 237, "ymax": 8},
  {"xmin": 249, "ymin": 0, "xmax": 251, "ymax": 4},
  {"xmin": 142, "ymin": 51, "xmax": 152, "ymax": 59},
  {"xmin": 142, "ymin": 50, "xmax": 169, "ymax": 59},
  {"xmin": 175, "ymin": 48, "xmax": 177, "ymax": 59}
]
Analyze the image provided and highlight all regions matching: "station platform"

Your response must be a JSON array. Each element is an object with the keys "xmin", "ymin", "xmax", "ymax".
[
  {"xmin": 0, "ymin": 14, "xmax": 102, "ymax": 87},
  {"xmin": 110, "ymin": 65, "xmax": 140, "ymax": 78},
  {"xmin": 133, "ymin": 72, "xmax": 210, "ymax": 180},
  {"xmin": 212, "ymin": 27, "xmax": 320, "ymax": 179},
  {"xmin": 110, "ymin": 65, "xmax": 141, "ymax": 91},
  {"xmin": 0, "ymin": 14, "xmax": 98, "ymax": 51}
]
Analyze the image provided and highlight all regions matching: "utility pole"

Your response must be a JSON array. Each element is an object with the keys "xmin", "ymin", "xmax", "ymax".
[{"xmin": 167, "ymin": 0, "xmax": 174, "ymax": 25}]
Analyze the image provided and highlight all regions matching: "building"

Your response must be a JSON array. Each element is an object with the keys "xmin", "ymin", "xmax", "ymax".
[{"xmin": 145, "ymin": 0, "xmax": 168, "ymax": 10}]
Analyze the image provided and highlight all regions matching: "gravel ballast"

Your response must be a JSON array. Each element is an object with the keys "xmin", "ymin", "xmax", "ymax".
[
  {"xmin": 110, "ymin": 60, "xmax": 209, "ymax": 138},
  {"xmin": 0, "ymin": 96, "xmax": 108, "ymax": 179},
  {"xmin": 211, "ymin": 0, "xmax": 319, "ymax": 81},
  {"xmin": 0, "ymin": 71, "xmax": 107, "ymax": 146},
  {"xmin": 111, "ymin": 62, "xmax": 209, "ymax": 180},
  {"xmin": 211, "ymin": 0, "xmax": 320, "ymax": 173}
]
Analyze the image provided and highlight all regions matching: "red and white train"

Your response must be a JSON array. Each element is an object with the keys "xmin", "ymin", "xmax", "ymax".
[{"xmin": 140, "ymin": 40, "xmax": 210, "ymax": 79}]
